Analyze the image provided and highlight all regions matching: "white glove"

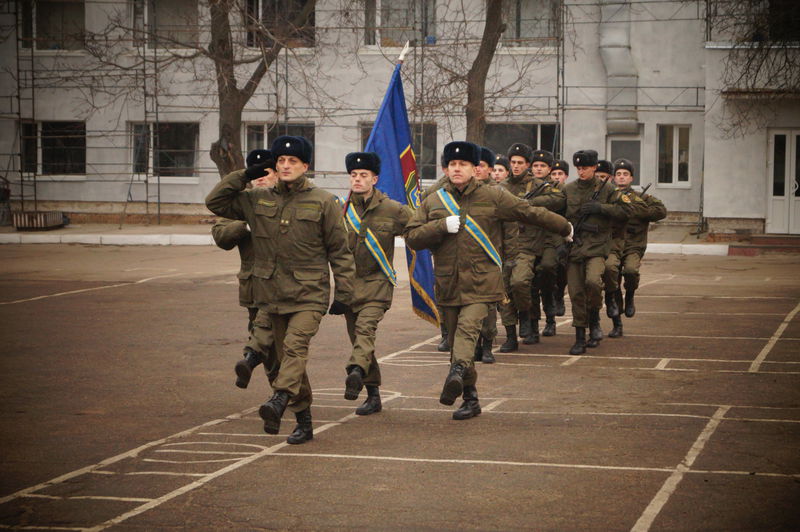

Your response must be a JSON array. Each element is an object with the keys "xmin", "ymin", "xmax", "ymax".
[
  {"xmin": 445, "ymin": 215, "xmax": 461, "ymax": 233},
  {"xmin": 564, "ymin": 222, "xmax": 574, "ymax": 243}
]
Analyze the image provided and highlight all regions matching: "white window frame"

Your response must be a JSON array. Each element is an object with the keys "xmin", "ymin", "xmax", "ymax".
[
  {"xmin": 607, "ymin": 134, "xmax": 643, "ymax": 187},
  {"xmin": 130, "ymin": 0, "xmax": 199, "ymax": 51},
  {"xmin": 362, "ymin": 0, "xmax": 436, "ymax": 49},
  {"xmin": 20, "ymin": 121, "xmax": 87, "ymax": 181},
  {"xmin": 130, "ymin": 122, "xmax": 200, "ymax": 181},
  {"xmin": 656, "ymin": 124, "xmax": 691, "ymax": 189},
  {"xmin": 20, "ymin": 0, "xmax": 86, "ymax": 54},
  {"xmin": 497, "ymin": 0, "xmax": 560, "ymax": 52}
]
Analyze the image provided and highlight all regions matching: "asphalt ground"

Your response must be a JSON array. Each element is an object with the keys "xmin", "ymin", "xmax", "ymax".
[{"xmin": 0, "ymin": 245, "xmax": 798, "ymax": 531}]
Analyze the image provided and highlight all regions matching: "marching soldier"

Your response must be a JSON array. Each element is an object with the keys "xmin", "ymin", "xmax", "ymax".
[
  {"xmin": 562, "ymin": 150, "xmax": 635, "ymax": 355},
  {"xmin": 206, "ymin": 135, "xmax": 355, "ymax": 445},
  {"xmin": 615, "ymin": 158, "xmax": 668, "ymax": 320},
  {"xmin": 404, "ymin": 141, "xmax": 572, "ymax": 420},
  {"xmin": 596, "ymin": 159, "xmax": 614, "ymax": 180},
  {"xmin": 423, "ymin": 154, "xmax": 451, "ymax": 353},
  {"xmin": 211, "ymin": 149, "xmax": 277, "ymax": 388},
  {"xmin": 492, "ymin": 155, "xmax": 510, "ymax": 183},
  {"xmin": 549, "ymin": 159, "xmax": 570, "ymax": 318},
  {"xmin": 340, "ymin": 152, "xmax": 412, "ymax": 415}
]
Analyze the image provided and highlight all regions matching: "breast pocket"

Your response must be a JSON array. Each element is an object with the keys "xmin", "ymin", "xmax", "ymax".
[
  {"xmin": 253, "ymin": 204, "xmax": 278, "ymax": 237},
  {"xmin": 293, "ymin": 208, "xmax": 323, "ymax": 239}
]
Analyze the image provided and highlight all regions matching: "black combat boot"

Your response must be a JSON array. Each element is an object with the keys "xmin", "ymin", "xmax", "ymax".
[
  {"xmin": 555, "ymin": 287, "xmax": 566, "ymax": 317},
  {"xmin": 439, "ymin": 363, "xmax": 467, "ymax": 405},
  {"xmin": 605, "ymin": 290, "xmax": 620, "ymax": 318},
  {"xmin": 523, "ymin": 320, "xmax": 540, "ymax": 344},
  {"xmin": 259, "ymin": 390, "xmax": 290, "ymax": 434},
  {"xmin": 542, "ymin": 316, "xmax": 556, "ymax": 337},
  {"xmin": 437, "ymin": 324, "xmax": 449, "ymax": 352},
  {"xmin": 587, "ymin": 309, "xmax": 603, "ymax": 348},
  {"xmin": 624, "ymin": 289, "xmax": 636, "ymax": 317},
  {"xmin": 344, "ymin": 366, "xmax": 365, "ymax": 400},
  {"xmin": 286, "ymin": 407, "xmax": 313, "ymax": 444},
  {"xmin": 452, "ymin": 385, "xmax": 481, "ymax": 420},
  {"xmin": 356, "ymin": 385, "xmax": 382, "ymax": 416},
  {"xmin": 499, "ymin": 325, "xmax": 518, "ymax": 352},
  {"xmin": 474, "ymin": 334, "xmax": 483, "ymax": 362},
  {"xmin": 234, "ymin": 348, "xmax": 262, "ymax": 389},
  {"xmin": 480, "ymin": 336, "xmax": 495, "ymax": 364},
  {"xmin": 569, "ymin": 327, "xmax": 586, "ymax": 355},
  {"xmin": 608, "ymin": 315, "xmax": 623, "ymax": 338},
  {"xmin": 518, "ymin": 311, "xmax": 532, "ymax": 338}
]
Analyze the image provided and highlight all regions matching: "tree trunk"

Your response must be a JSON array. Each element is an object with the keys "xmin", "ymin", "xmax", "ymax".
[{"xmin": 465, "ymin": 1, "xmax": 505, "ymax": 145}]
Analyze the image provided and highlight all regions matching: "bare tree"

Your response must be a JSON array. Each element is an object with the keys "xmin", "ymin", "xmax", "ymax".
[{"xmin": 465, "ymin": 0, "xmax": 505, "ymax": 143}]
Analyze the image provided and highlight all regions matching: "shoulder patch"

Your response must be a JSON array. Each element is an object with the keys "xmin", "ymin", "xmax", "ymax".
[{"xmin": 621, "ymin": 194, "xmax": 631, "ymax": 203}]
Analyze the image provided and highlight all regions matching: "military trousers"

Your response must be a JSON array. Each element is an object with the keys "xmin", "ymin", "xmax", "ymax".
[
  {"xmin": 621, "ymin": 252, "xmax": 642, "ymax": 290},
  {"xmin": 480, "ymin": 305, "xmax": 498, "ymax": 341},
  {"xmin": 531, "ymin": 247, "xmax": 559, "ymax": 320},
  {"xmin": 344, "ymin": 305, "xmax": 386, "ymax": 387},
  {"xmin": 500, "ymin": 263, "xmax": 519, "ymax": 327},
  {"xmin": 567, "ymin": 256, "xmax": 606, "ymax": 328},
  {"xmin": 509, "ymin": 253, "xmax": 538, "ymax": 313},
  {"xmin": 603, "ymin": 252, "xmax": 622, "ymax": 294},
  {"xmin": 247, "ymin": 306, "xmax": 258, "ymax": 333},
  {"xmin": 443, "ymin": 302, "xmax": 491, "ymax": 387},
  {"xmin": 261, "ymin": 310, "xmax": 323, "ymax": 413}
]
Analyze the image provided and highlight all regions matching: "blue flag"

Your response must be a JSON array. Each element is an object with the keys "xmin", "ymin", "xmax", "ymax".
[{"xmin": 365, "ymin": 64, "xmax": 439, "ymax": 326}]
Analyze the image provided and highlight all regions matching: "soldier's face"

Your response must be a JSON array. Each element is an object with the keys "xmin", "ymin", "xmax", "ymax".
[
  {"xmin": 615, "ymin": 169, "xmax": 633, "ymax": 187},
  {"xmin": 492, "ymin": 164, "xmax": 508, "ymax": 183},
  {"xmin": 510, "ymin": 156, "xmax": 529, "ymax": 176},
  {"xmin": 475, "ymin": 161, "xmax": 491, "ymax": 181},
  {"xmin": 252, "ymin": 168, "xmax": 278, "ymax": 188},
  {"xmin": 447, "ymin": 160, "xmax": 475, "ymax": 187},
  {"xmin": 596, "ymin": 171, "xmax": 611, "ymax": 180},
  {"xmin": 550, "ymin": 169, "xmax": 567, "ymax": 184},
  {"xmin": 577, "ymin": 165, "xmax": 596, "ymax": 181},
  {"xmin": 531, "ymin": 161, "xmax": 550, "ymax": 178},
  {"xmin": 350, "ymin": 169, "xmax": 378, "ymax": 194},
  {"xmin": 276, "ymin": 155, "xmax": 308, "ymax": 182}
]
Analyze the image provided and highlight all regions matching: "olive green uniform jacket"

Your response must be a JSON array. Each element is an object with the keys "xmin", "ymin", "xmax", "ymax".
[
  {"xmin": 500, "ymin": 170, "xmax": 566, "ymax": 256},
  {"xmin": 205, "ymin": 170, "xmax": 355, "ymax": 314},
  {"xmin": 403, "ymin": 178, "xmax": 570, "ymax": 307},
  {"xmin": 346, "ymin": 189, "xmax": 412, "ymax": 313},
  {"xmin": 563, "ymin": 176, "xmax": 637, "ymax": 261},
  {"xmin": 211, "ymin": 219, "xmax": 254, "ymax": 308},
  {"xmin": 621, "ymin": 187, "xmax": 668, "ymax": 256}
]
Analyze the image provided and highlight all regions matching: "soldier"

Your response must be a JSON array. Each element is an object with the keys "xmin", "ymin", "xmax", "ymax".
[
  {"xmin": 211, "ymin": 149, "xmax": 277, "ymax": 388},
  {"xmin": 499, "ymin": 146, "xmax": 566, "ymax": 348},
  {"xmin": 206, "ymin": 135, "xmax": 354, "ymax": 445},
  {"xmin": 615, "ymin": 158, "xmax": 668, "ymax": 321},
  {"xmin": 596, "ymin": 159, "xmax": 614, "ymax": 180},
  {"xmin": 423, "ymin": 154, "xmax": 451, "ymax": 353},
  {"xmin": 404, "ymin": 141, "xmax": 572, "ymax": 420},
  {"xmin": 549, "ymin": 159, "xmax": 570, "ymax": 319},
  {"xmin": 492, "ymin": 155, "xmax": 510, "ymax": 183},
  {"xmin": 562, "ymin": 149, "xmax": 635, "ymax": 355},
  {"xmin": 340, "ymin": 152, "xmax": 412, "ymax": 415}
]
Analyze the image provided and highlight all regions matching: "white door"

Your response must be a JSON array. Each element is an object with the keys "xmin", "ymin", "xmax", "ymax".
[{"xmin": 767, "ymin": 130, "xmax": 800, "ymax": 234}]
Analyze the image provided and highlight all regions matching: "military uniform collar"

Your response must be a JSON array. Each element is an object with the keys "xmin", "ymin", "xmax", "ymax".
[
  {"xmin": 276, "ymin": 174, "xmax": 313, "ymax": 195},
  {"xmin": 352, "ymin": 188, "xmax": 385, "ymax": 213},
  {"xmin": 444, "ymin": 177, "xmax": 479, "ymax": 197},
  {"xmin": 508, "ymin": 169, "xmax": 532, "ymax": 184}
]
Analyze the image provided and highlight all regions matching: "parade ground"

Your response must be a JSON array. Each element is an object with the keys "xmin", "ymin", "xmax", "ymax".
[{"xmin": 0, "ymin": 243, "xmax": 798, "ymax": 531}]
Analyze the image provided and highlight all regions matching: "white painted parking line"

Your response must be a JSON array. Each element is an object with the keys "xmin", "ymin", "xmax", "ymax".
[
  {"xmin": 482, "ymin": 398, "xmax": 507, "ymax": 412},
  {"xmin": 655, "ymin": 359, "xmax": 670, "ymax": 370},
  {"xmin": 749, "ymin": 300, "xmax": 800, "ymax": 372},
  {"xmin": 631, "ymin": 406, "xmax": 730, "ymax": 532}
]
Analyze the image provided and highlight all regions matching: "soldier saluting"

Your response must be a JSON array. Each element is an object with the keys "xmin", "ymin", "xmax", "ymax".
[
  {"xmin": 206, "ymin": 136, "xmax": 355, "ymax": 445},
  {"xmin": 338, "ymin": 152, "xmax": 412, "ymax": 416},
  {"xmin": 404, "ymin": 141, "xmax": 572, "ymax": 420}
]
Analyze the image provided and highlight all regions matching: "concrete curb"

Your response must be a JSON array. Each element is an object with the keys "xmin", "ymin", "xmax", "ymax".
[{"xmin": 0, "ymin": 233, "xmax": 730, "ymax": 255}]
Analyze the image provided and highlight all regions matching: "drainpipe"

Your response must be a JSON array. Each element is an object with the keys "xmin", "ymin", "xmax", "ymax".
[{"xmin": 598, "ymin": 0, "xmax": 638, "ymax": 134}]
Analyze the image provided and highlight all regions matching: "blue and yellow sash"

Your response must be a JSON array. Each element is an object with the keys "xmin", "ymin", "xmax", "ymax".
[
  {"xmin": 345, "ymin": 203, "xmax": 398, "ymax": 286},
  {"xmin": 435, "ymin": 188, "xmax": 502, "ymax": 267}
]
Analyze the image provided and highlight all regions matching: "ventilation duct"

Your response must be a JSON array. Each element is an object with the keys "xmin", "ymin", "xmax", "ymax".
[{"xmin": 599, "ymin": 0, "xmax": 639, "ymax": 134}]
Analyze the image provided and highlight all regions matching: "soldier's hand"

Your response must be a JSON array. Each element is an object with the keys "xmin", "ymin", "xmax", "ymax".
[
  {"xmin": 564, "ymin": 222, "xmax": 574, "ymax": 243},
  {"xmin": 579, "ymin": 201, "xmax": 602, "ymax": 215},
  {"xmin": 328, "ymin": 300, "xmax": 349, "ymax": 315},
  {"xmin": 445, "ymin": 215, "xmax": 461, "ymax": 233},
  {"xmin": 244, "ymin": 162, "xmax": 271, "ymax": 181}
]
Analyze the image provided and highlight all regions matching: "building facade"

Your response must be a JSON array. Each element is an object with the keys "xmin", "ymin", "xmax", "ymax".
[{"xmin": 0, "ymin": 0, "xmax": 798, "ymax": 233}]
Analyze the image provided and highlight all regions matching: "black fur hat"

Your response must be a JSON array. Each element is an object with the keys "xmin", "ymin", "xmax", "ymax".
[
  {"xmin": 246, "ymin": 149, "xmax": 275, "ymax": 169},
  {"xmin": 552, "ymin": 159, "xmax": 570, "ymax": 175},
  {"xmin": 597, "ymin": 160, "xmax": 614, "ymax": 175},
  {"xmin": 494, "ymin": 155, "xmax": 511, "ymax": 172},
  {"xmin": 614, "ymin": 158, "xmax": 636, "ymax": 176},
  {"xmin": 572, "ymin": 149, "xmax": 598, "ymax": 167},
  {"xmin": 507, "ymin": 143, "xmax": 533, "ymax": 162},
  {"xmin": 345, "ymin": 152, "xmax": 381, "ymax": 175},
  {"xmin": 271, "ymin": 135, "xmax": 313, "ymax": 164},
  {"xmin": 442, "ymin": 141, "xmax": 481, "ymax": 166},
  {"xmin": 480, "ymin": 146, "xmax": 496, "ymax": 166},
  {"xmin": 532, "ymin": 149, "xmax": 554, "ymax": 167}
]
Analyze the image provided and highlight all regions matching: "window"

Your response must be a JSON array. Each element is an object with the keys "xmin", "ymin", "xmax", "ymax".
[
  {"xmin": 20, "ymin": 122, "xmax": 38, "ymax": 173},
  {"xmin": 246, "ymin": 0, "xmax": 315, "ymax": 48},
  {"xmin": 766, "ymin": 0, "xmax": 800, "ymax": 41},
  {"xmin": 131, "ymin": 122, "xmax": 199, "ymax": 176},
  {"xmin": 364, "ymin": 0, "xmax": 436, "ymax": 47},
  {"xmin": 657, "ymin": 125, "xmax": 690, "ymax": 185},
  {"xmin": 21, "ymin": 1, "xmax": 85, "ymax": 50},
  {"xmin": 131, "ymin": 0, "xmax": 198, "ymax": 48},
  {"xmin": 266, "ymin": 122, "xmax": 315, "ymax": 171},
  {"xmin": 484, "ymin": 123, "xmax": 560, "ymax": 158},
  {"xmin": 19, "ymin": 121, "xmax": 86, "ymax": 175},
  {"xmin": 360, "ymin": 122, "xmax": 437, "ymax": 181},
  {"xmin": 609, "ymin": 138, "xmax": 642, "ymax": 186},
  {"xmin": 501, "ymin": 0, "xmax": 559, "ymax": 46}
]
